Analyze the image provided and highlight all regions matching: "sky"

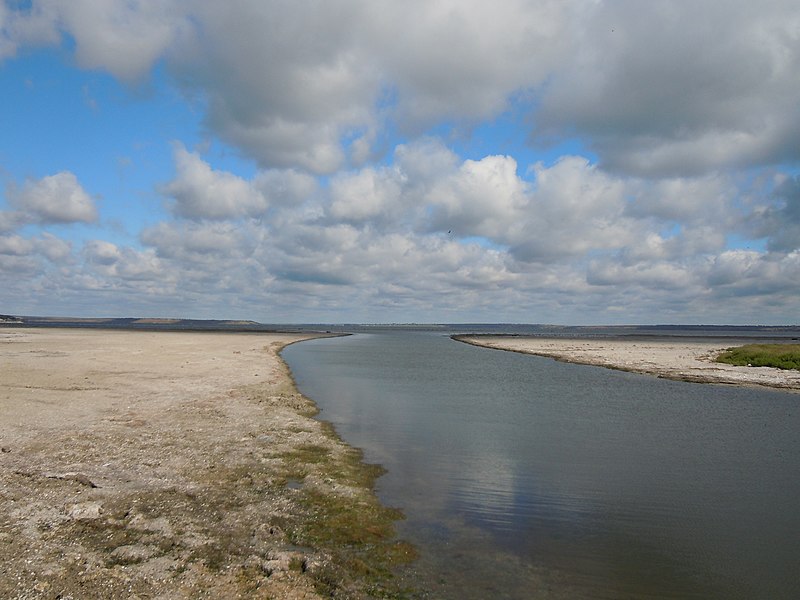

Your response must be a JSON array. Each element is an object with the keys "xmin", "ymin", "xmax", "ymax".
[{"xmin": 1, "ymin": 0, "xmax": 799, "ymax": 325}]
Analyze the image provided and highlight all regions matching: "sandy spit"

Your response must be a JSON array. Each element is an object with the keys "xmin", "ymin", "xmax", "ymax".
[
  {"xmin": 0, "ymin": 328, "xmax": 409, "ymax": 599},
  {"xmin": 454, "ymin": 335, "xmax": 800, "ymax": 392}
]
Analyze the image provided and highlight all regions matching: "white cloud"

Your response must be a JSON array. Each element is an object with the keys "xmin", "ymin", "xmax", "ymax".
[
  {"xmin": 167, "ymin": 1, "xmax": 379, "ymax": 173},
  {"xmin": 427, "ymin": 155, "xmax": 528, "ymax": 239},
  {"xmin": 40, "ymin": 0, "xmax": 185, "ymax": 82},
  {"xmin": 11, "ymin": 172, "xmax": 97, "ymax": 224},
  {"xmin": 161, "ymin": 144, "xmax": 269, "ymax": 220},
  {"xmin": 0, "ymin": 3, "xmax": 13, "ymax": 60},
  {"xmin": 2, "ymin": 2, "xmax": 799, "ymax": 322},
  {"xmin": 253, "ymin": 169, "xmax": 317, "ymax": 207},
  {"xmin": 36, "ymin": 232, "xmax": 72, "ymax": 262},
  {"xmin": 512, "ymin": 158, "xmax": 631, "ymax": 261},
  {"xmin": 536, "ymin": 0, "xmax": 800, "ymax": 176},
  {"xmin": 0, "ymin": 232, "xmax": 72, "ymax": 263},
  {"xmin": 5, "ymin": 138, "xmax": 785, "ymax": 322},
  {"xmin": 0, "ymin": 1, "xmax": 59, "ymax": 60},
  {"xmin": 0, "ymin": 231, "xmax": 74, "ymax": 302},
  {"xmin": 4, "ymin": 1, "xmax": 578, "ymax": 173},
  {"xmin": 8, "ymin": 1, "xmax": 796, "ymax": 179},
  {"xmin": 587, "ymin": 260, "xmax": 696, "ymax": 290},
  {"xmin": 363, "ymin": 0, "xmax": 581, "ymax": 128},
  {"xmin": 141, "ymin": 221, "xmax": 257, "ymax": 262},
  {"xmin": 394, "ymin": 138, "xmax": 460, "ymax": 185},
  {"xmin": 707, "ymin": 250, "xmax": 800, "ymax": 297},
  {"xmin": 84, "ymin": 239, "xmax": 122, "ymax": 266},
  {"xmin": 328, "ymin": 166, "xmax": 405, "ymax": 223},
  {"xmin": 0, "ymin": 210, "xmax": 21, "ymax": 233},
  {"xmin": 83, "ymin": 239, "xmax": 164, "ymax": 281},
  {"xmin": 753, "ymin": 175, "xmax": 800, "ymax": 252},
  {"xmin": 0, "ymin": 234, "xmax": 33, "ymax": 256},
  {"xmin": 626, "ymin": 175, "xmax": 737, "ymax": 225}
]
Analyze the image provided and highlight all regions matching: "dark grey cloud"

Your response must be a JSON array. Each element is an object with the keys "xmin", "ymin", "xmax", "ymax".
[
  {"xmin": 535, "ymin": 0, "xmax": 800, "ymax": 176},
  {"xmin": 759, "ymin": 175, "xmax": 800, "ymax": 252},
  {"xmin": 706, "ymin": 250, "xmax": 800, "ymax": 297}
]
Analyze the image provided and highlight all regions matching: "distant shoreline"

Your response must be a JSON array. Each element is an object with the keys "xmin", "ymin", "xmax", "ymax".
[
  {"xmin": 3, "ymin": 316, "xmax": 799, "ymax": 338},
  {"xmin": 453, "ymin": 334, "xmax": 800, "ymax": 392}
]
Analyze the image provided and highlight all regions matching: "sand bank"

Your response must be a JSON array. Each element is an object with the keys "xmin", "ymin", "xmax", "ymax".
[
  {"xmin": 455, "ymin": 335, "xmax": 800, "ymax": 392},
  {"xmin": 0, "ymin": 328, "xmax": 412, "ymax": 599}
]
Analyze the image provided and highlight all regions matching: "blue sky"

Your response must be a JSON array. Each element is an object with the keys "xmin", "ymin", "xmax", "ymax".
[{"xmin": 1, "ymin": 1, "xmax": 799, "ymax": 324}]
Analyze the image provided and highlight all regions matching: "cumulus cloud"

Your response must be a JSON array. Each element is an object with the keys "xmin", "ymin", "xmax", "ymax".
[
  {"xmin": 587, "ymin": 259, "xmax": 697, "ymax": 290},
  {"xmin": 0, "ymin": 233, "xmax": 34, "ymax": 256},
  {"xmin": 328, "ymin": 166, "xmax": 405, "ymax": 224},
  {"xmin": 83, "ymin": 239, "xmax": 163, "ymax": 281},
  {"xmin": 166, "ymin": 1, "xmax": 379, "ymax": 173},
  {"xmin": 0, "ymin": 3, "xmax": 15, "ymax": 60},
  {"xmin": 507, "ymin": 157, "xmax": 630, "ymax": 262},
  {"xmin": 758, "ymin": 175, "xmax": 800, "ymax": 252},
  {"xmin": 535, "ymin": 0, "xmax": 800, "ymax": 176},
  {"xmin": 137, "ymin": 220, "xmax": 269, "ymax": 299},
  {"xmin": 161, "ymin": 145, "xmax": 269, "ymax": 220},
  {"xmin": 2, "ymin": 2, "xmax": 799, "ymax": 322},
  {"xmin": 35, "ymin": 232, "xmax": 72, "ymax": 262},
  {"xmin": 11, "ymin": 172, "xmax": 97, "ymax": 224},
  {"xmin": 0, "ymin": 231, "xmax": 73, "ymax": 300},
  {"xmin": 83, "ymin": 239, "xmax": 122, "ymax": 266},
  {"xmin": 707, "ymin": 250, "xmax": 800, "ymax": 297},
  {"xmin": 253, "ymin": 169, "xmax": 318, "ymax": 208},
  {"xmin": 625, "ymin": 175, "xmax": 738, "ymax": 225},
  {"xmin": 362, "ymin": 0, "xmax": 580, "ymax": 128},
  {"xmin": 0, "ymin": 0, "xmax": 59, "ymax": 60},
  {"xmin": 0, "ymin": 210, "xmax": 22, "ymax": 233},
  {"xmin": 3, "ymin": 1, "xmax": 579, "ymax": 173},
  {"xmin": 30, "ymin": 0, "xmax": 184, "ymax": 81},
  {"xmin": 7, "ymin": 1, "xmax": 797, "ymax": 179},
  {"xmin": 141, "ymin": 221, "xmax": 258, "ymax": 262},
  {"xmin": 427, "ymin": 155, "xmax": 528, "ymax": 239},
  {"xmin": 166, "ymin": 0, "xmax": 577, "ymax": 172},
  {"xmin": 418, "ymin": 154, "xmax": 635, "ymax": 263}
]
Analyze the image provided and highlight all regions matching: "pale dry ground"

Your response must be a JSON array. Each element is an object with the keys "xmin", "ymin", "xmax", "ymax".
[
  {"xmin": 456, "ymin": 336, "xmax": 800, "ymax": 392},
  {"xmin": 0, "ymin": 328, "xmax": 402, "ymax": 599}
]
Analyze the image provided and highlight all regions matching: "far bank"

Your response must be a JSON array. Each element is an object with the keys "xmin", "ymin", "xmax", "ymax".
[{"xmin": 453, "ymin": 334, "xmax": 800, "ymax": 392}]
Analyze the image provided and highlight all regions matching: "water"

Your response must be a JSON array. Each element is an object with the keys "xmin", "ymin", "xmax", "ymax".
[{"xmin": 282, "ymin": 331, "xmax": 800, "ymax": 599}]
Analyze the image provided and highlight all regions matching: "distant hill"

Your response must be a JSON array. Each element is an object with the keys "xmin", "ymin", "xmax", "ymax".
[{"xmin": 0, "ymin": 315, "xmax": 267, "ymax": 331}]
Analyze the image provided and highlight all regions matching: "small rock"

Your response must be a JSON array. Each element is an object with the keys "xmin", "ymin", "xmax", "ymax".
[
  {"xmin": 64, "ymin": 473, "xmax": 98, "ymax": 488},
  {"xmin": 67, "ymin": 501, "xmax": 104, "ymax": 520},
  {"xmin": 109, "ymin": 544, "xmax": 157, "ymax": 565}
]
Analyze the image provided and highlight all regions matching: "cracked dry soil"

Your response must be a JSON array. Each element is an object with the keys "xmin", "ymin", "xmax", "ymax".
[{"xmin": 0, "ymin": 328, "xmax": 415, "ymax": 599}]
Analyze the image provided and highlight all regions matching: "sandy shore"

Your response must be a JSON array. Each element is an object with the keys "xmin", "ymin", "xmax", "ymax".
[
  {"xmin": 455, "ymin": 335, "xmax": 800, "ymax": 392},
  {"xmin": 0, "ymin": 328, "xmax": 412, "ymax": 599}
]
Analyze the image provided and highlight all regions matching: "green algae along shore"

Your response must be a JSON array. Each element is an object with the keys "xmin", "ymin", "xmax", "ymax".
[{"xmin": 0, "ymin": 328, "xmax": 415, "ymax": 599}]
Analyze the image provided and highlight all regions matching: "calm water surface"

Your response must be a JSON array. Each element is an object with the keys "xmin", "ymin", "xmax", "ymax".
[{"xmin": 282, "ymin": 332, "xmax": 799, "ymax": 599}]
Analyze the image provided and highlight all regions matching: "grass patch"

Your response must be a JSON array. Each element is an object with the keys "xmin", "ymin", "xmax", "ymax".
[
  {"xmin": 277, "ymin": 439, "xmax": 418, "ymax": 599},
  {"xmin": 716, "ymin": 344, "xmax": 800, "ymax": 371},
  {"xmin": 288, "ymin": 486, "xmax": 417, "ymax": 598}
]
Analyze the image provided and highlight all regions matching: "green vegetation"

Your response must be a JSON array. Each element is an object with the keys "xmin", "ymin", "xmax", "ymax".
[
  {"xmin": 278, "ymin": 441, "xmax": 418, "ymax": 599},
  {"xmin": 716, "ymin": 344, "xmax": 800, "ymax": 371}
]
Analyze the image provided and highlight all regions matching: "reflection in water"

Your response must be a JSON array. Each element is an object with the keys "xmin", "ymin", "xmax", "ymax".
[{"xmin": 283, "ymin": 332, "xmax": 800, "ymax": 599}]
